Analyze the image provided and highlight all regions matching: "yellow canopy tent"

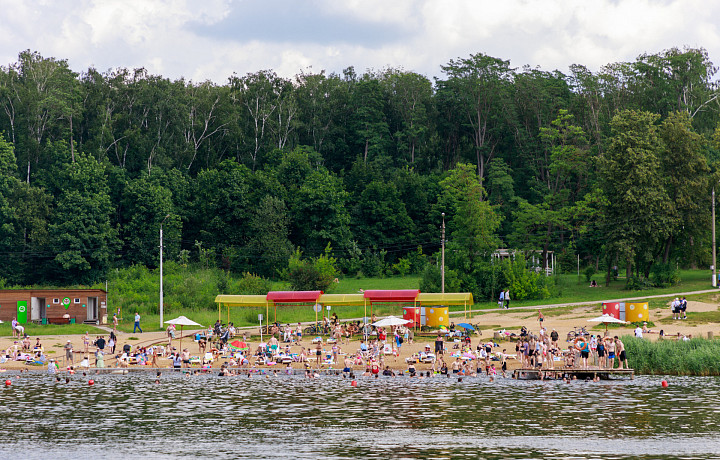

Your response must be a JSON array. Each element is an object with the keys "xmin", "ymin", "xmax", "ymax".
[
  {"xmin": 214, "ymin": 294, "xmax": 269, "ymax": 330},
  {"xmin": 417, "ymin": 292, "xmax": 474, "ymax": 320}
]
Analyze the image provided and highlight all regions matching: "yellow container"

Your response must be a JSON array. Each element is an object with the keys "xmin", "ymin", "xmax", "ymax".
[
  {"xmin": 425, "ymin": 306, "xmax": 449, "ymax": 328},
  {"xmin": 626, "ymin": 302, "xmax": 649, "ymax": 322}
]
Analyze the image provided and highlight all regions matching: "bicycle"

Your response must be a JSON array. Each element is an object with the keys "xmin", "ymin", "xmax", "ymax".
[{"xmin": 566, "ymin": 326, "xmax": 589, "ymax": 341}]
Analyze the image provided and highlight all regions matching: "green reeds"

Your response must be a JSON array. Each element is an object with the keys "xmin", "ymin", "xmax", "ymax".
[{"xmin": 623, "ymin": 336, "xmax": 720, "ymax": 376}]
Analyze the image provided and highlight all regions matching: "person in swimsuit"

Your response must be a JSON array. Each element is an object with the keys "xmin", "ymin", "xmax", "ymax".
[
  {"xmin": 538, "ymin": 310, "xmax": 544, "ymax": 328},
  {"xmin": 597, "ymin": 337, "xmax": 606, "ymax": 369},
  {"xmin": 606, "ymin": 338, "xmax": 616, "ymax": 369},
  {"xmin": 435, "ymin": 335, "xmax": 444, "ymax": 355},
  {"xmin": 615, "ymin": 337, "xmax": 628, "ymax": 369},
  {"xmin": 315, "ymin": 342, "xmax": 322, "ymax": 369}
]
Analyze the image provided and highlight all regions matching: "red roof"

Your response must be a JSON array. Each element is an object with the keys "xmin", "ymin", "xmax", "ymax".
[
  {"xmin": 267, "ymin": 291, "xmax": 323, "ymax": 303},
  {"xmin": 363, "ymin": 289, "xmax": 420, "ymax": 302}
]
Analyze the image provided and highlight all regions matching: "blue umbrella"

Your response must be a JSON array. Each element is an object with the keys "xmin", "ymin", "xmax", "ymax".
[{"xmin": 457, "ymin": 323, "xmax": 475, "ymax": 331}]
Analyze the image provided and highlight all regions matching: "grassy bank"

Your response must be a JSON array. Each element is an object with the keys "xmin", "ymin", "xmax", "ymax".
[{"xmin": 623, "ymin": 336, "xmax": 720, "ymax": 376}]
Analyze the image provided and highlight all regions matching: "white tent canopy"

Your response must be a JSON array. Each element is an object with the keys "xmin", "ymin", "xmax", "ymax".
[
  {"xmin": 587, "ymin": 314, "xmax": 627, "ymax": 324},
  {"xmin": 164, "ymin": 316, "xmax": 202, "ymax": 327},
  {"xmin": 372, "ymin": 316, "xmax": 412, "ymax": 327}
]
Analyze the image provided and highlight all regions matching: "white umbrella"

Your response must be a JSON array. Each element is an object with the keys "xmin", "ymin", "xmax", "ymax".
[
  {"xmin": 588, "ymin": 314, "xmax": 627, "ymax": 331},
  {"xmin": 372, "ymin": 316, "xmax": 412, "ymax": 328},
  {"xmin": 165, "ymin": 316, "xmax": 203, "ymax": 350}
]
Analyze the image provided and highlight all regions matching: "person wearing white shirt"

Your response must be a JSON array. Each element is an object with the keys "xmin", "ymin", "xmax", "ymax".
[{"xmin": 634, "ymin": 326, "xmax": 643, "ymax": 338}]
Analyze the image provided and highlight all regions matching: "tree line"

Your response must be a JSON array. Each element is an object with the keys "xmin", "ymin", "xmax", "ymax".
[{"xmin": 0, "ymin": 47, "xmax": 719, "ymax": 297}]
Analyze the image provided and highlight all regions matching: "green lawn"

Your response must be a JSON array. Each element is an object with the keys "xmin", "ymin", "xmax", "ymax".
[
  {"xmin": 0, "ymin": 322, "xmax": 106, "ymax": 337},
  {"xmin": 7, "ymin": 271, "xmax": 716, "ymax": 336}
]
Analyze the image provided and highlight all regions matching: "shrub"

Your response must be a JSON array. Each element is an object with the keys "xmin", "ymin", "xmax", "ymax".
[
  {"xmin": 392, "ymin": 257, "xmax": 411, "ymax": 277},
  {"xmin": 650, "ymin": 262, "xmax": 680, "ymax": 288},
  {"xmin": 584, "ymin": 265, "xmax": 596, "ymax": 283},
  {"xmin": 498, "ymin": 254, "xmax": 552, "ymax": 300}
]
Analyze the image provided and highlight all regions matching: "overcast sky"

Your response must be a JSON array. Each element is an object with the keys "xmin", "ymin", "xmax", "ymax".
[{"xmin": 1, "ymin": 0, "xmax": 718, "ymax": 83}]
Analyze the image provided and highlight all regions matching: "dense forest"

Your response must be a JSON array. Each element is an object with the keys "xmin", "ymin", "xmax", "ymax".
[{"xmin": 0, "ymin": 47, "xmax": 719, "ymax": 299}]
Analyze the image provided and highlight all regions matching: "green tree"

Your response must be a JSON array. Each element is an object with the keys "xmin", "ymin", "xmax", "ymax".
[
  {"xmin": 658, "ymin": 111, "xmax": 710, "ymax": 263},
  {"xmin": 48, "ymin": 152, "xmax": 118, "ymax": 283},
  {"xmin": 246, "ymin": 195, "xmax": 294, "ymax": 277},
  {"xmin": 598, "ymin": 110, "xmax": 673, "ymax": 282},
  {"xmin": 438, "ymin": 53, "xmax": 515, "ymax": 182}
]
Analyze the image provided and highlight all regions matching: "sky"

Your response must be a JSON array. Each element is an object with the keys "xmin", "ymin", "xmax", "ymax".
[{"xmin": 0, "ymin": 0, "xmax": 718, "ymax": 83}]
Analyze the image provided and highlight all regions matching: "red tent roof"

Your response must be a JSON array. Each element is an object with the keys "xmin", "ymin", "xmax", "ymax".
[
  {"xmin": 267, "ymin": 291, "xmax": 323, "ymax": 303},
  {"xmin": 363, "ymin": 289, "xmax": 420, "ymax": 302}
]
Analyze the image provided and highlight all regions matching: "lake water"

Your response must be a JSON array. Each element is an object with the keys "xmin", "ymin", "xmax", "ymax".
[{"xmin": 1, "ymin": 371, "xmax": 719, "ymax": 459}]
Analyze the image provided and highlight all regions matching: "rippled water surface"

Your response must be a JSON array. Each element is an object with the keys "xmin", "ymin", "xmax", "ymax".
[{"xmin": 1, "ymin": 372, "xmax": 719, "ymax": 459}]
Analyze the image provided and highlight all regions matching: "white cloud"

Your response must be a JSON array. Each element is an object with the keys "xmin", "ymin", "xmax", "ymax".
[{"xmin": 0, "ymin": 0, "xmax": 717, "ymax": 83}]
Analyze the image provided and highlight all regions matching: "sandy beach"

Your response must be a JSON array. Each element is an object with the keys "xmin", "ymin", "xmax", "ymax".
[{"xmin": 2, "ymin": 297, "xmax": 717, "ymax": 373}]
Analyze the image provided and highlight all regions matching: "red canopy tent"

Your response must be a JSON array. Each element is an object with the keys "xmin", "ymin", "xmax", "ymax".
[
  {"xmin": 266, "ymin": 291, "xmax": 323, "ymax": 325},
  {"xmin": 363, "ymin": 290, "xmax": 420, "ymax": 327}
]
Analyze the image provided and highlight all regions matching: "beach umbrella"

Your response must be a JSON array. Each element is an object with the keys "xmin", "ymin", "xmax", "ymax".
[
  {"xmin": 371, "ymin": 316, "xmax": 412, "ymax": 328},
  {"xmin": 165, "ymin": 316, "xmax": 203, "ymax": 349},
  {"xmin": 587, "ymin": 314, "xmax": 627, "ymax": 332},
  {"xmin": 457, "ymin": 323, "xmax": 475, "ymax": 331}
]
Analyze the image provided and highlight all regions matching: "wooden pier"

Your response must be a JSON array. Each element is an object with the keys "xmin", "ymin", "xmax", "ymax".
[{"xmin": 513, "ymin": 367, "xmax": 634, "ymax": 380}]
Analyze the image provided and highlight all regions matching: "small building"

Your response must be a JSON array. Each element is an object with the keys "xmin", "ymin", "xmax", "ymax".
[{"xmin": 0, "ymin": 289, "xmax": 108, "ymax": 325}]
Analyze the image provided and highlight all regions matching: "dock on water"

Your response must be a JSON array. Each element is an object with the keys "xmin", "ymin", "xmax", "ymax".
[{"xmin": 513, "ymin": 367, "xmax": 634, "ymax": 380}]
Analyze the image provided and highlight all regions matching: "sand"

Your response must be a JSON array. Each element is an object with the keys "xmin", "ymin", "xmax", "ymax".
[{"xmin": 1, "ymin": 296, "xmax": 717, "ymax": 373}]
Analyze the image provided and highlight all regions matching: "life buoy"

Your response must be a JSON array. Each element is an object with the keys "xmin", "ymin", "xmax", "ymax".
[{"xmin": 574, "ymin": 337, "xmax": 586, "ymax": 351}]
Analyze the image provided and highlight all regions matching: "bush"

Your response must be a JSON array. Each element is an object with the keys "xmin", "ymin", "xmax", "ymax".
[
  {"xmin": 360, "ymin": 250, "xmax": 386, "ymax": 278},
  {"xmin": 584, "ymin": 265, "xmax": 596, "ymax": 283},
  {"xmin": 498, "ymin": 254, "xmax": 552, "ymax": 300},
  {"xmin": 623, "ymin": 336, "xmax": 720, "ymax": 375},
  {"xmin": 234, "ymin": 272, "xmax": 272, "ymax": 295},
  {"xmin": 282, "ymin": 246, "xmax": 338, "ymax": 292},
  {"xmin": 419, "ymin": 263, "xmax": 461, "ymax": 293},
  {"xmin": 391, "ymin": 257, "xmax": 411, "ymax": 277},
  {"xmin": 625, "ymin": 276, "xmax": 653, "ymax": 291},
  {"xmin": 650, "ymin": 262, "xmax": 680, "ymax": 288}
]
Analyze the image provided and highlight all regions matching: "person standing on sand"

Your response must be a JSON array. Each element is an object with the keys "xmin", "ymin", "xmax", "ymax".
[
  {"xmin": 113, "ymin": 313, "xmax": 118, "ymax": 333},
  {"xmin": 133, "ymin": 312, "xmax": 142, "ymax": 333},
  {"xmin": 537, "ymin": 310, "xmax": 544, "ymax": 329},
  {"xmin": 435, "ymin": 334, "xmax": 444, "ymax": 355},
  {"xmin": 64, "ymin": 340, "xmax": 74, "ymax": 365}
]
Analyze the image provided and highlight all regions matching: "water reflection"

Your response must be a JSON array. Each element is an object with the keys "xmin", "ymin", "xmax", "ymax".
[{"xmin": 1, "ymin": 372, "xmax": 719, "ymax": 459}]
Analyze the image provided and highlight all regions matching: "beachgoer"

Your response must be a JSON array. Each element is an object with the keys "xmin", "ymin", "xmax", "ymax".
[
  {"xmin": 498, "ymin": 289, "xmax": 505, "ymax": 308},
  {"xmin": 550, "ymin": 329, "xmax": 559, "ymax": 347},
  {"xmin": 64, "ymin": 340, "xmax": 74, "ymax": 365},
  {"xmin": 538, "ymin": 309, "xmax": 544, "ymax": 328},
  {"xmin": 95, "ymin": 336, "xmax": 106, "ymax": 351},
  {"xmin": 435, "ymin": 334, "xmax": 444, "ymax": 355},
  {"xmin": 315, "ymin": 341, "xmax": 322, "ymax": 369},
  {"xmin": 296, "ymin": 323, "xmax": 303, "ymax": 343},
  {"xmin": 634, "ymin": 325, "xmax": 643, "ymax": 338},
  {"xmin": 615, "ymin": 337, "xmax": 628, "ymax": 369},
  {"xmin": 504, "ymin": 290, "xmax": 511, "ymax": 309},
  {"xmin": 133, "ymin": 312, "xmax": 143, "ymax": 333},
  {"xmin": 681, "ymin": 297, "xmax": 688, "ymax": 319},
  {"xmin": 597, "ymin": 337, "xmax": 606, "ymax": 369},
  {"xmin": 606, "ymin": 337, "xmax": 616, "ymax": 369},
  {"xmin": 181, "ymin": 348, "xmax": 190, "ymax": 368},
  {"xmin": 112, "ymin": 313, "xmax": 118, "ymax": 332}
]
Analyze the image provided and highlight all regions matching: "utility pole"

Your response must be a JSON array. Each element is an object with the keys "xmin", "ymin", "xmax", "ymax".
[
  {"xmin": 160, "ymin": 214, "xmax": 170, "ymax": 329},
  {"xmin": 441, "ymin": 212, "xmax": 446, "ymax": 293},
  {"xmin": 713, "ymin": 188, "xmax": 717, "ymax": 288}
]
